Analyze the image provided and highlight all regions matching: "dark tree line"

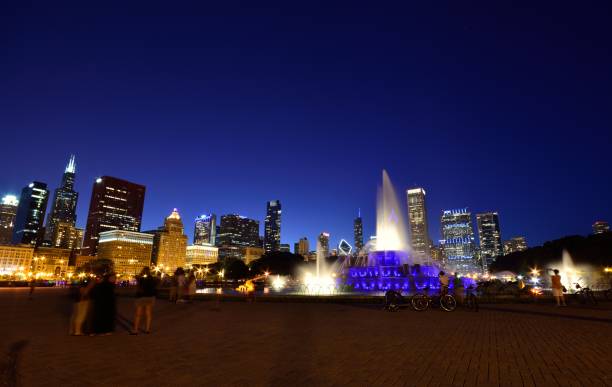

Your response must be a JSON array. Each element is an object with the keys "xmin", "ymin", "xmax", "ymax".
[{"xmin": 490, "ymin": 233, "xmax": 612, "ymax": 273}]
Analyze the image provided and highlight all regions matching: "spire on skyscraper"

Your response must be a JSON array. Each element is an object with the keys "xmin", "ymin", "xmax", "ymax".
[{"xmin": 65, "ymin": 154, "xmax": 76, "ymax": 173}]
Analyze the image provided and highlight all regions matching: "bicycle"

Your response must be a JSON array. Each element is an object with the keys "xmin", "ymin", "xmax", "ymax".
[
  {"xmin": 383, "ymin": 290, "xmax": 421, "ymax": 312},
  {"xmin": 411, "ymin": 288, "xmax": 457, "ymax": 312},
  {"xmin": 573, "ymin": 283, "xmax": 597, "ymax": 305}
]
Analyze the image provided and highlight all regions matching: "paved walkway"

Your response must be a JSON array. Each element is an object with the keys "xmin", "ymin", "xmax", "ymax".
[{"xmin": 1, "ymin": 288, "xmax": 611, "ymax": 387}]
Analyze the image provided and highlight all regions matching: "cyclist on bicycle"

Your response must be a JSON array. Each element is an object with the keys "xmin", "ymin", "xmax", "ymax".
[{"xmin": 439, "ymin": 271, "xmax": 449, "ymax": 295}]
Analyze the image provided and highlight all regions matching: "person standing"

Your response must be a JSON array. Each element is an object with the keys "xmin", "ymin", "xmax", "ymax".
[
  {"xmin": 551, "ymin": 269, "xmax": 567, "ymax": 307},
  {"xmin": 131, "ymin": 267, "xmax": 158, "ymax": 335},
  {"xmin": 438, "ymin": 271, "xmax": 450, "ymax": 295},
  {"xmin": 69, "ymin": 280, "xmax": 94, "ymax": 335},
  {"xmin": 176, "ymin": 268, "xmax": 186, "ymax": 303},
  {"xmin": 453, "ymin": 273, "xmax": 464, "ymax": 304},
  {"xmin": 90, "ymin": 274, "xmax": 117, "ymax": 335},
  {"xmin": 186, "ymin": 273, "xmax": 197, "ymax": 303}
]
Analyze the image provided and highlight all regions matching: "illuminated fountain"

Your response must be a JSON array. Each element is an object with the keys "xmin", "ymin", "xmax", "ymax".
[{"xmin": 344, "ymin": 170, "xmax": 467, "ymax": 292}]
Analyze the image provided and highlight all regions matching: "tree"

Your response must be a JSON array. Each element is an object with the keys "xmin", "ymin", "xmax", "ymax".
[
  {"xmin": 225, "ymin": 259, "xmax": 250, "ymax": 280},
  {"xmin": 249, "ymin": 251, "xmax": 306, "ymax": 276}
]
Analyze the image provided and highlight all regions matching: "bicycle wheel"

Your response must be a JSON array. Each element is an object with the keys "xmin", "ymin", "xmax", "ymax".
[
  {"xmin": 440, "ymin": 294, "xmax": 457, "ymax": 312},
  {"xmin": 411, "ymin": 293, "xmax": 429, "ymax": 311}
]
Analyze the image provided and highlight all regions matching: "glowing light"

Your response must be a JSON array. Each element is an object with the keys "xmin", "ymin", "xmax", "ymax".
[
  {"xmin": 1, "ymin": 195, "xmax": 18, "ymax": 206},
  {"xmin": 302, "ymin": 272, "xmax": 336, "ymax": 295},
  {"xmin": 272, "ymin": 275, "xmax": 285, "ymax": 291},
  {"xmin": 96, "ymin": 178, "xmax": 102, "ymax": 183}
]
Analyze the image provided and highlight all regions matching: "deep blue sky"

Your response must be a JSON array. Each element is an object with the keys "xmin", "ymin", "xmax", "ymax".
[{"xmin": 1, "ymin": 1, "xmax": 611, "ymax": 249}]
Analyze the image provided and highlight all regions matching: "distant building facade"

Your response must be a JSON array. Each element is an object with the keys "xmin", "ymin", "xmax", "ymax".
[
  {"xmin": 354, "ymin": 211, "xmax": 363, "ymax": 253},
  {"xmin": 407, "ymin": 188, "xmax": 431, "ymax": 261},
  {"xmin": 264, "ymin": 200, "xmax": 281, "ymax": 253},
  {"xmin": 244, "ymin": 246, "xmax": 265, "ymax": 265},
  {"xmin": 97, "ymin": 230, "xmax": 153, "ymax": 277},
  {"xmin": 593, "ymin": 221, "xmax": 610, "ymax": 235},
  {"xmin": 12, "ymin": 182, "xmax": 50, "ymax": 246},
  {"xmin": 82, "ymin": 176, "xmax": 146, "ymax": 256},
  {"xmin": 295, "ymin": 237, "xmax": 309, "ymax": 256},
  {"xmin": 32, "ymin": 247, "xmax": 71, "ymax": 277},
  {"xmin": 194, "ymin": 214, "xmax": 216, "ymax": 245},
  {"xmin": 151, "ymin": 209, "xmax": 188, "ymax": 273},
  {"xmin": 0, "ymin": 195, "xmax": 19, "ymax": 245},
  {"xmin": 279, "ymin": 243, "xmax": 290, "ymax": 253},
  {"xmin": 440, "ymin": 208, "xmax": 477, "ymax": 275},
  {"xmin": 186, "ymin": 244, "xmax": 219, "ymax": 266},
  {"xmin": 476, "ymin": 212, "xmax": 503, "ymax": 270},
  {"xmin": 44, "ymin": 155, "xmax": 79, "ymax": 248},
  {"xmin": 0, "ymin": 245, "xmax": 34, "ymax": 275},
  {"xmin": 503, "ymin": 237, "xmax": 528, "ymax": 255}
]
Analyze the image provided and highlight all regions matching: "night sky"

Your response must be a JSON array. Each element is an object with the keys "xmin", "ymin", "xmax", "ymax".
[{"xmin": 1, "ymin": 1, "xmax": 611, "ymax": 249}]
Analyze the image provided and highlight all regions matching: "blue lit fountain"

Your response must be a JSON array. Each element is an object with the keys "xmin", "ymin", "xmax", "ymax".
[{"xmin": 345, "ymin": 171, "xmax": 469, "ymax": 293}]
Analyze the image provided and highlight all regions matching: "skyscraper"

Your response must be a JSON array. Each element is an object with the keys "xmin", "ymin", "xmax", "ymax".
[
  {"xmin": 12, "ymin": 182, "xmax": 49, "ymax": 246},
  {"xmin": 440, "ymin": 208, "xmax": 477, "ymax": 275},
  {"xmin": 503, "ymin": 237, "xmax": 528, "ymax": 255},
  {"xmin": 44, "ymin": 155, "xmax": 79, "ymax": 248},
  {"xmin": 407, "ymin": 188, "xmax": 430, "ymax": 261},
  {"xmin": 194, "ymin": 214, "xmax": 216, "ymax": 245},
  {"xmin": 353, "ymin": 210, "xmax": 363, "ymax": 253},
  {"xmin": 592, "ymin": 221, "xmax": 610, "ymax": 235},
  {"xmin": 264, "ymin": 200, "xmax": 281, "ymax": 253},
  {"xmin": 295, "ymin": 237, "xmax": 309, "ymax": 256},
  {"xmin": 151, "ymin": 209, "xmax": 188, "ymax": 273},
  {"xmin": 317, "ymin": 232, "xmax": 330, "ymax": 260},
  {"xmin": 82, "ymin": 176, "xmax": 146, "ymax": 256},
  {"xmin": 0, "ymin": 195, "xmax": 19, "ymax": 244},
  {"xmin": 216, "ymin": 214, "xmax": 260, "ymax": 247},
  {"xmin": 476, "ymin": 212, "xmax": 503, "ymax": 270}
]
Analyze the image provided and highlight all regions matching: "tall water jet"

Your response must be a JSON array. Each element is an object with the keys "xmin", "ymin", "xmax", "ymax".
[{"xmin": 375, "ymin": 170, "xmax": 410, "ymax": 252}]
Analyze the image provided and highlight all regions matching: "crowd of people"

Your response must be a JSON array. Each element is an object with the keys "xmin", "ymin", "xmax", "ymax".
[{"xmin": 67, "ymin": 266, "xmax": 201, "ymax": 336}]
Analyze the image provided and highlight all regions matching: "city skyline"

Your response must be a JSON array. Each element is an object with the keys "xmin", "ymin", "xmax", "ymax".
[
  {"xmin": 0, "ymin": 157, "xmax": 609, "ymax": 252},
  {"xmin": 1, "ymin": 3, "xmax": 611, "ymax": 251}
]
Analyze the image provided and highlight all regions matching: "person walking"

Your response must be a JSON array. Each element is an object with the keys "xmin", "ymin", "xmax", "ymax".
[
  {"xmin": 90, "ymin": 273, "xmax": 117, "ymax": 335},
  {"xmin": 551, "ymin": 269, "xmax": 567, "ymax": 307},
  {"xmin": 69, "ymin": 279, "xmax": 94, "ymax": 335},
  {"xmin": 131, "ymin": 267, "xmax": 158, "ymax": 335}
]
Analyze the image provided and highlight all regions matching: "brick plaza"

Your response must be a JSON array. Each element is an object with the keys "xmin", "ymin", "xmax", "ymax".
[{"xmin": 1, "ymin": 288, "xmax": 611, "ymax": 386}]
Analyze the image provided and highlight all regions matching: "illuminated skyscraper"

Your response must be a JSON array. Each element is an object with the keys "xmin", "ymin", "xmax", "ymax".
[
  {"xmin": 353, "ymin": 210, "xmax": 363, "ymax": 253},
  {"xmin": 217, "ymin": 214, "xmax": 260, "ymax": 247},
  {"xmin": 45, "ymin": 155, "xmax": 79, "ymax": 248},
  {"xmin": 592, "ymin": 221, "xmax": 610, "ymax": 235},
  {"xmin": 151, "ymin": 209, "xmax": 188, "ymax": 273},
  {"xmin": 0, "ymin": 195, "xmax": 19, "ymax": 244},
  {"xmin": 440, "ymin": 208, "xmax": 477, "ymax": 275},
  {"xmin": 82, "ymin": 176, "xmax": 146, "ymax": 256},
  {"xmin": 338, "ymin": 239, "xmax": 353, "ymax": 256},
  {"xmin": 264, "ymin": 200, "xmax": 281, "ymax": 253},
  {"xmin": 503, "ymin": 237, "xmax": 528, "ymax": 255},
  {"xmin": 194, "ymin": 214, "xmax": 216, "ymax": 245},
  {"xmin": 476, "ymin": 212, "xmax": 503, "ymax": 270},
  {"xmin": 407, "ymin": 188, "xmax": 430, "ymax": 261},
  {"xmin": 12, "ymin": 182, "xmax": 49, "ymax": 246}
]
